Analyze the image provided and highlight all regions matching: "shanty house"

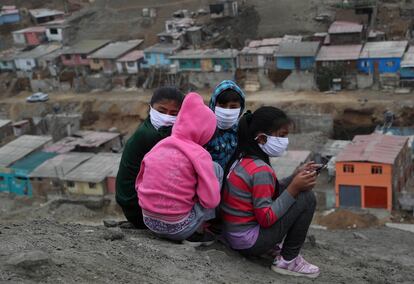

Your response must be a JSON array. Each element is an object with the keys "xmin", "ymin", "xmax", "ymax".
[
  {"xmin": 29, "ymin": 152, "xmax": 94, "ymax": 200},
  {"xmin": 276, "ymin": 41, "xmax": 320, "ymax": 70},
  {"xmin": 88, "ymin": 39, "xmax": 143, "ymax": 74},
  {"xmin": 0, "ymin": 6, "xmax": 20, "ymax": 25},
  {"xmin": 358, "ymin": 41, "xmax": 408, "ymax": 74},
  {"xmin": 43, "ymin": 19, "xmax": 74, "ymax": 44},
  {"xmin": 0, "ymin": 48, "xmax": 20, "ymax": 71},
  {"xmin": 0, "ymin": 119, "xmax": 13, "ymax": 144},
  {"xmin": 0, "ymin": 135, "xmax": 52, "ymax": 194},
  {"xmin": 209, "ymin": 0, "xmax": 238, "ymax": 18},
  {"xmin": 169, "ymin": 49, "xmax": 238, "ymax": 72},
  {"xmin": 335, "ymin": 133, "xmax": 412, "ymax": 211},
  {"xmin": 38, "ymin": 47, "xmax": 64, "ymax": 76},
  {"xmin": 43, "ymin": 130, "xmax": 122, "ymax": 154},
  {"xmin": 116, "ymin": 50, "xmax": 144, "ymax": 74},
  {"xmin": 12, "ymin": 26, "xmax": 47, "ymax": 46},
  {"xmin": 239, "ymin": 46, "xmax": 278, "ymax": 70},
  {"xmin": 60, "ymin": 40, "xmax": 110, "ymax": 67},
  {"xmin": 328, "ymin": 21, "xmax": 364, "ymax": 45},
  {"xmin": 106, "ymin": 159, "xmax": 121, "ymax": 194},
  {"xmin": 63, "ymin": 153, "xmax": 122, "ymax": 196},
  {"xmin": 143, "ymin": 43, "xmax": 181, "ymax": 69},
  {"xmin": 29, "ymin": 8, "xmax": 64, "ymax": 24},
  {"xmin": 14, "ymin": 44, "xmax": 61, "ymax": 72},
  {"xmin": 316, "ymin": 45, "xmax": 362, "ymax": 72},
  {"xmin": 400, "ymin": 46, "xmax": 414, "ymax": 79}
]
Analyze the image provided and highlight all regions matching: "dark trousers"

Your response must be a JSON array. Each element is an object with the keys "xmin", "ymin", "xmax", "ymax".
[
  {"xmin": 120, "ymin": 204, "xmax": 147, "ymax": 229},
  {"xmin": 239, "ymin": 191, "xmax": 316, "ymax": 260}
]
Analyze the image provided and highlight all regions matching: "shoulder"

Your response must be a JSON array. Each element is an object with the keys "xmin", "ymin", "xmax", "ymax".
[{"xmin": 240, "ymin": 158, "xmax": 274, "ymax": 175}]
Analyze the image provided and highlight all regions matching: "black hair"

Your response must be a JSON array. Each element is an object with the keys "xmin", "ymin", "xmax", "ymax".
[
  {"xmin": 150, "ymin": 86, "xmax": 184, "ymax": 106},
  {"xmin": 228, "ymin": 106, "xmax": 291, "ymax": 170},
  {"xmin": 216, "ymin": 89, "xmax": 242, "ymax": 105}
]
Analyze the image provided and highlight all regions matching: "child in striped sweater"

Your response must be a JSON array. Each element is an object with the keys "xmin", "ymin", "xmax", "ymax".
[{"xmin": 221, "ymin": 107, "xmax": 320, "ymax": 279}]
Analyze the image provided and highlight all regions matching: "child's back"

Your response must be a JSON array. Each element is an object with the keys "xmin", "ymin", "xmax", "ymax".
[{"xmin": 136, "ymin": 93, "xmax": 220, "ymax": 222}]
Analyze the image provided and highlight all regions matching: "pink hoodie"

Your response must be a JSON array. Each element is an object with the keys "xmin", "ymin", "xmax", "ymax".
[{"xmin": 136, "ymin": 93, "xmax": 220, "ymax": 221}]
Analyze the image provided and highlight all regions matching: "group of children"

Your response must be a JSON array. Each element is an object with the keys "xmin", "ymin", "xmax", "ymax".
[{"xmin": 116, "ymin": 81, "xmax": 321, "ymax": 279}]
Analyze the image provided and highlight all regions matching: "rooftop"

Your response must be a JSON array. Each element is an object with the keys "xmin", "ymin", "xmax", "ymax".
[
  {"xmin": 276, "ymin": 41, "xmax": 320, "ymax": 57},
  {"xmin": 360, "ymin": 41, "xmax": 408, "ymax": 59},
  {"xmin": 270, "ymin": 150, "xmax": 312, "ymax": 180},
  {"xmin": 13, "ymin": 26, "xmax": 46, "ymax": 34},
  {"xmin": 169, "ymin": 48, "xmax": 238, "ymax": 59},
  {"xmin": 10, "ymin": 151, "xmax": 57, "ymax": 174},
  {"xmin": 144, "ymin": 43, "xmax": 181, "ymax": 54},
  {"xmin": 117, "ymin": 50, "xmax": 144, "ymax": 62},
  {"xmin": 88, "ymin": 39, "xmax": 144, "ymax": 59},
  {"xmin": 248, "ymin": 38, "xmax": 283, "ymax": 48},
  {"xmin": 240, "ymin": 46, "xmax": 279, "ymax": 55},
  {"xmin": 336, "ymin": 133, "xmax": 409, "ymax": 164},
  {"xmin": 63, "ymin": 40, "xmax": 111, "ymax": 55},
  {"xmin": 15, "ymin": 44, "xmax": 61, "ymax": 60},
  {"xmin": 0, "ymin": 48, "xmax": 21, "ymax": 61},
  {"xmin": 30, "ymin": 152, "xmax": 94, "ymax": 179},
  {"xmin": 29, "ymin": 8, "xmax": 64, "ymax": 19},
  {"xmin": 0, "ymin": 119, "xmax": 12, "ymax": 128},
  {"xmin": 316, "ymin": 44, "xmax": 363, "ymax": 61},
  {"xmin": 282, "ymin": 35, "xmax": 303, "ymax": 43},
  {"xmin": 64, "ymin": 153, "xmax": 122, "ymax": 183},
  {"xmin": 320, "ymin": 139, "xmax": 352, "ymax": 158},
  {"xmin": 401, "ymin": 46, "xmax": 414, "ymax": 68},
  {"xmin": 0, "ymin": 135, "xmax": 52, "ymax": 168},
  {"xmin": 328, "ymin": 21, "xmax": 363, "ymax": 34},
  {"xmin": 44, "ymin": 130, "xmax": 120, "ymax": 154}
]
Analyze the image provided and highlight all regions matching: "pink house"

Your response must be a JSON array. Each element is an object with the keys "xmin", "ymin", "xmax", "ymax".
[
  {"xmin": 60, "ymin": 40, "xmax": 110, "ymax": 67},
  {"xmin": 12, "ymin": 26, "xmax": 47, "ymax": 46}
]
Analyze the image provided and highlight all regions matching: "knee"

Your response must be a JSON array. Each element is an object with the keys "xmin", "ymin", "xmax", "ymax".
[{"xmin": 296, "ymin": 191, "xmax": 316, "ymax": 211}]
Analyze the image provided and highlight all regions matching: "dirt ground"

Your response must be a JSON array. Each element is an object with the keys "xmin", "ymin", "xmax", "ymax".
[{"xmin": 1, "ymin": 193, "xmax": 414, "ymax": 284}]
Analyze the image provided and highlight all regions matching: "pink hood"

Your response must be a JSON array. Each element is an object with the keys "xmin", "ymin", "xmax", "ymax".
[{"xmin": 136, "ymin": 93, "xmax": 220, "ymax": 220}]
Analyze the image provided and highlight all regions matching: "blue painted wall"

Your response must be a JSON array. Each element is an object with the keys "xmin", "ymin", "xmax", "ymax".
[
  {"xmin": 0, "ymin": 13, "xmax": 21, "ymax": 25},
  {"xmin": 178, "ymin": 59, "xmax": 201, "ymax": 70},
  {"xmin": 357, "ymin": 58, "xmax": 402, "ymax": 74},
  {"xmin": 142, "ymin": 52, "xmax": 172, "ymax": 68},
  {"xmin": 276, "ymin": 56, "xmax": 315, "ymax": 70},
  {"xmin": 400, "ymin": 67, "xmax": 414, "ymax": 78}
]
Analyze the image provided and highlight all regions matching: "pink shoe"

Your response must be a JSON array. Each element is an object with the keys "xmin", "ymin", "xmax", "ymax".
[{"xmin": 271, "ymin": 255, "xmax": 320, "ymax": 278}]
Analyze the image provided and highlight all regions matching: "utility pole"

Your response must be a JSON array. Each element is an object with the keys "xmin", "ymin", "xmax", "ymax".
[{"xmin": 63, "ymin": 0, "xmax": 69, "ymax": 14}]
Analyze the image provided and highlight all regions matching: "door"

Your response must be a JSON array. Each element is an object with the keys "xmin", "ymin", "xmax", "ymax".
[
  {"xmin": 339, "ymin": 185, "xmax": 361, "ymax": 208},
  {"xmin": 12, "ymin": 176, "xmax": 32, "ymax": 196},
  {"xmin": 364, "ymin": 186, "xmax": 387, "ymax": 209}
]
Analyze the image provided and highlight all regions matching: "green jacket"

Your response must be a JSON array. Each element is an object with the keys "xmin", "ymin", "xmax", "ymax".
[{"xmin": 115, "ymin": 117, "xmax": 171, "ymax": 220}]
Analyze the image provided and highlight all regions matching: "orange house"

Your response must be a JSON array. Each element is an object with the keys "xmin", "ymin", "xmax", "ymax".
[{"xmin": 335, "ymin": 133, "xmax": 412, "ymax": 211}]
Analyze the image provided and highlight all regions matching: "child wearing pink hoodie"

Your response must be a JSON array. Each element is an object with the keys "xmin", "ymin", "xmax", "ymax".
[{"xmin": 136, "ymin": 92, "xmax": 222, "ymax": 246}]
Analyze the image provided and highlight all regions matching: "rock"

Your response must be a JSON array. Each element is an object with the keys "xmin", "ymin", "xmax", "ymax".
[
  {"xmin": 7, "ymin": 251, "xmax": 51, "ymax": 269},
  {"xmin": 103, "ymin": 220, "xmax": 118, "ymax": 228},
  {"xmin": 118, "ymin": 221, "xmax": 135, "ymax": 229},
  {"xmin": 103, "ymin": 229, "xmax": 125, "ymax": 241},
  {"xmin": 353, "ymin": 232, "xmax": 369, "ymax": 240}
]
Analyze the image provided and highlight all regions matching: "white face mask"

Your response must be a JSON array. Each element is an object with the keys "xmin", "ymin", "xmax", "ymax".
[
  {"xmin": 257, "ymin": 134, "xmax": 289, "ymax": 157},
  {"xmin": 149, "ymin": 106, "xmax": 177, "ymax": 130},
  {"xmin": 215, "ymin": 107, "xmax": 241, "ymax": 130}
]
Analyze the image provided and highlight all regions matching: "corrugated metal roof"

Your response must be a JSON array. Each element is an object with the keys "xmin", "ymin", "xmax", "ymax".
[
  {"xmin": 88, "ymin": 39, "xmax": 144, "ymax": 59},
  {"xmin": 0, "ymin": 135, "xmax": 52, "ymax": 167},
  {"xmin": 169, "ymin": 48, "xmax": 238, "ymax": 59},
  {"xmin": 360, "ymin": 41, "xmax": 408, "ymax": 59},
  {"xmin": 401, "ymin": 46, "xmax": 414, "ymax": 68},
  {"xmin": 316, "ymin": 44, "xmax": 362, "ymax": 61},
  {"xmin": 270, "ymin": 150, "xmax": 312, "ymax": 180},
  {"xmin": 240, "ymin": 46, "xmax": 278, "ymax": 55},
  {"xmin": 29, "ymin": 8, "xmax": 64, "ymax": 19},
  {"xmin": 0, "ymin": 48, "xmax": 22, "ymax": 61},
  {"xmin": 15, "ymin": 44, "xmax": 61, "ymax": 59},
  {"xmin": 117, "ymin": 50, "xmax": 144, "ymax": 62},
  {"xmin": 63, "ymin": 40, "xmax": 111, "ymax": 55},
  {"xmin": 64, "ymin": 153, "xmax": 122, "ymax": 183},
  {"xmin": 336, "ymin": 133, "xmax": 408, "ymax": 164},
  {"xmin": 328, "ymin": 21, "xmax": 363, "ymax": 34},
  {"xmin": 30, "ymin": 152, "xmax": 94, "ymax": 179},
  {"xmin": 276, "ymin": 41, "xmax": 320, "ymax": 57},
  {"xmin": 0, "ymin": 119, "xmax": 12, "ymax": 128},
  {"xmin": 248, "ymin": 38, "xmax": 283, "ymax": 48},
  {"xmin": 282, "ymin": 35, "xmax": 303, "ymax": 43},
  {"xmin": 13, "ymin": 26, "xmax": 46, "ymax": 34},
  {"xmin": 44, "ymin": 131, "xmax": 120, "ymax": 154},
  {"xmin": 11, "ymin": 151, "xmax": 57, "ymax": 173},
  {"xmin": 144, "ymin": 43, "xmax": 181, "ymax": 54}
]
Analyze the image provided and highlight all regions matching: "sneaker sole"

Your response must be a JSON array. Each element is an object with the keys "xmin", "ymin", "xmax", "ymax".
[
  {"xmin": 182, "ymin": 240, "xmax": 215, "ymax": 247},
  {"xmin": 271, "ymin": 266, "xmax": 320, "ymax": 279}
]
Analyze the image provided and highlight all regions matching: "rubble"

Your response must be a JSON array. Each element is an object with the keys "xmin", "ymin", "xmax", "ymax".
[{"xmin": 7, "ymin": 250, "xmax": 51, "ymax": 269}]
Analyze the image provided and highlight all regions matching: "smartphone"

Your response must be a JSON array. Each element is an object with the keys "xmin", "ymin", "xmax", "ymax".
[{"xmin": 315, "ymin": 164, "xmax": 327, "ymax": 175}]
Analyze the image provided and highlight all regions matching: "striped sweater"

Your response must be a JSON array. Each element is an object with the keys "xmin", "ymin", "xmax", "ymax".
[{"xmin": 221, "ymin": 157, "xmax": 296, "ymax": 233}]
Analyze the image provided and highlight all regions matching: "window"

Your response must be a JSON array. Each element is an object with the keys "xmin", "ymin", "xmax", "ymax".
[
  {"xmin": 65, "ymin": 54, "xmax": 71, "ymax": 60},
  {"xmin": 67, "ymin": 181, "xmax": 75, "ymax": 187},
  {"xmin": 343, "ymin": 164, "xmax": 354, "ymax": 173},
  {"xmin": 26, "ymin": 61, "xmax": 32, "ymax": 66},
  {"xmin": 127, "ymin": 61, "xmax": 135, "ymax": 67},
  {"xmin": 93, "ymin": 59, "xmax": 99, "ymax": 64},
  {"xmin": 361, "ymin": 61, "xmax": 370, "ymax": 68},
  {"xmin": 371, "ymin": 166, "xmax": 383, "ymax": 175},
  {"xmin": 145, "ymin": 54, "xmax": 151, "ymax": 59},
  {"xmin": 37, "ymin": 178, "xmax": 43, "ymax": 181},
  {"xmin": 386, "ymin": 61, "xmax": 394, "ymax": 67},
  {"xmin": 50, "ymin": 28, "xmax": 58, "ymax": 35},
  {"xmin": 81, "ymin": 54, "xmax": 87, "ymax": 60},
  {"xmin": 0, "ymin": 176, "xmax": 4, "ymax": 181},
  {"xmin": 88, "ymin": 182, "xmax": 97, "ymax": 189}
]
